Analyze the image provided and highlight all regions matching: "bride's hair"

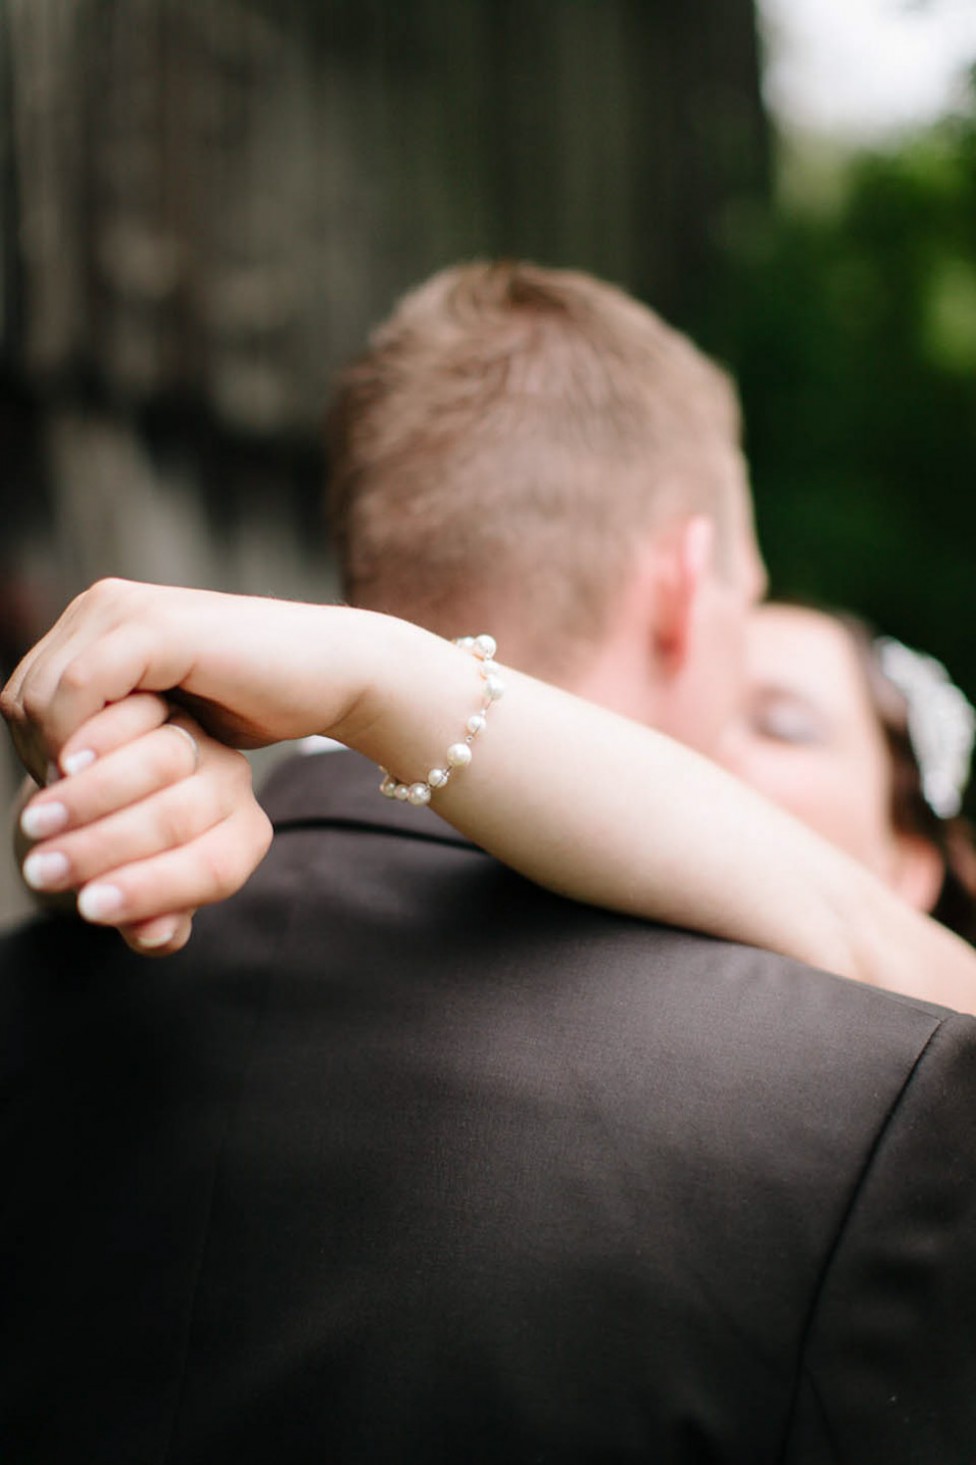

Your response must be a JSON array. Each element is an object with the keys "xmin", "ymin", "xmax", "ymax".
[{"xmin": 839, "ymin": 613, "xmax": 976, "ymax": 945}]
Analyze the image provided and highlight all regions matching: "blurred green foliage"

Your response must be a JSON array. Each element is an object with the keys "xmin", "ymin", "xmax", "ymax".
[{"xmin": 702, "ymin": 86, "xmax": 976, "ymax": 698}]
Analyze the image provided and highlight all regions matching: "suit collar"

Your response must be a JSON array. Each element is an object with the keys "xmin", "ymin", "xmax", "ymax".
[{"xmin": 258, "ymin": 747, "xmax": 477, "ymax": 850}]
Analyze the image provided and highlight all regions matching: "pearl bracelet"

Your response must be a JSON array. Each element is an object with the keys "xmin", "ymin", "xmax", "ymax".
[{"xmin": 378, "ymin": 634, "xmax": 505, "ymax": 806}]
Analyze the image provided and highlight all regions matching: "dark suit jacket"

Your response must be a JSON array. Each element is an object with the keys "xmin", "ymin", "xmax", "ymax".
[{"xmin": 2, "ymin": 750, "xmax": 975, "ymax": 1464}]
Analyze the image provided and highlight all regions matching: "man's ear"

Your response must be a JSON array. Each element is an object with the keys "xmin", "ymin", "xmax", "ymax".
[
  {"xmin": 652, "ymin": 515, "xmax": 716, "ymax": 672},
  {"xmin": 887, "ymin": 833, "xmax": 945, "ymax": 914}
]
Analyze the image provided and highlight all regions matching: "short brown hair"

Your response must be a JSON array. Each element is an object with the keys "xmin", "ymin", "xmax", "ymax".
[{"xmin": 326, "ymin": 260, "xmax": 743, "ymax": 676}]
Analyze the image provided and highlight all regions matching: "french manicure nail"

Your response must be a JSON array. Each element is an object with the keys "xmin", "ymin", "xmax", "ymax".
[
  {"xmin": 62, "ymin": 748, "xmax": 96, "ymax": 777},
  {"xmin": 20, "ymin": 800, "xmax": 69, "ymax": 841},
  {"xmin": 77, "ymin": 883, "xmax": 124, "ymax": 922},
  {"xmin": 22, "ymin": 850, "xmax": 71, "ymax": 891},
  {"xmin": 134, "ymin": 921, "xmax": 179, "ymax": 950}
]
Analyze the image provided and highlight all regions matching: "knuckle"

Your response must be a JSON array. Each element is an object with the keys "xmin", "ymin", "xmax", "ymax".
[
  {"xmin": 156, "ymin": 798, "xmax": 197, "ymax": 850},
  {"xmin": 20, "ymin": 683, "xmax": 49, "ymax": 726},
  {"xmin": 58, "ymin": 658, "xmax": 93, "ymax": 696},
  {"xmin": 60, "ymin": 825, "xmax": 112, "ymax": 881},
  {"xmin": 141, "ymin": 692, "xmax": 171, "ymax": 723},
  {"xmin": 223, "ymin": 750, "xmax": 254, "ymax": 798},
  {"xmin": 230, "ymin": 749, "xmax": 253, "ymax": 786},
  {"xmin": 149, "ymin": 730, "xmax": 195, "ymax": 784},
  {"xmin": 162, "ymin": 723, "xmax": 200, "ymax": 775},
  {"xmin": 202, "ymin": 746, "xmax": 253, "ymax": 812},
  {"xmin": 255, "ymin": 808, "xmax": 274, "ymax": 856},
  {"xmin": 200, "ymin": 840, "xmax": 243, "ymax": 900},
  {"xmin": 86, "ymin": 576, "xmax": 130, "ymax": 607}
]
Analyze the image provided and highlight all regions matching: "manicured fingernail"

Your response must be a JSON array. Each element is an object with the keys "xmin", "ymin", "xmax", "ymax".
[
  {"xmin": 22, "ymin": 849, "xmax": 71, "ymax": 891},
  {"xmin": 20, "ymin": 800, "xmax": 69, "ymax": 840},
  {"xmin": 77, "ymin": 883, "xmax": 124, "ymax": 922},
  {"xmin": 134, "ymin": 921, "xmax": 179, "ymax": 950},
  {"xmin": 62, "ymin": 748, "xmax": 96, "ymax": 777}
]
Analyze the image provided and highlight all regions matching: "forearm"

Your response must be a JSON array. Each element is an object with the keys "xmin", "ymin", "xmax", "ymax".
[
  {"xmin": 8, "ymin": 584, "xmax": 975, "ymax": 1009},
  {"xmin": 341, "ymin": 627, "xmax": 976, "ymax": 1011}
]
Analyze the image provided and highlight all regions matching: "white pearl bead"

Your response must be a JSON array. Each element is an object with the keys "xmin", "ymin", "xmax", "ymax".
[
  {"xmin": 466, "ymin": 713, "xmax": 487, "ymax": 736},
  {"xmin": 394, "ymin": 784, "xmax": 410, "ymax": 801},
  {"xmin": 474, "ymin": 634, "xmax": 497, "ymax": 659},
  {"xmin": 446, "ymin": 742, "xmax": 473, "ymax": 768},
  {"xmin": 479, "ymin": 659, "xmax": 500, "ymax": 679},
  {"xmin": 483, "ymin": 674, "xmax": 505, "ymax": 701},
  {"xmin": 380, "ymin": 775, "xmax": 397, "ymax": 798},
  {"xmin": 407, "ymin": 782, "xmax": 432, "ymax": 806},
  {"xmin": 456, "ymin": 636, "xmax": 475, "ymax": 650},
  {"xmin": 428, "ymin": 767, "xmax": 450, "ymax": 788}
]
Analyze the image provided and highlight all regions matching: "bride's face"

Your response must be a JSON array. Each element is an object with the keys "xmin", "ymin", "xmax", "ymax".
[{"xmin": 720, "ymin": 605, "xmax": 906, "ymax": 884}]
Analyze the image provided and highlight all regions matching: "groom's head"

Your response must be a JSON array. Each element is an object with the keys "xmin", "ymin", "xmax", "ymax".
[{"xmin": 326, "ymin": 261, "xmax": 764, "ymax": 755}]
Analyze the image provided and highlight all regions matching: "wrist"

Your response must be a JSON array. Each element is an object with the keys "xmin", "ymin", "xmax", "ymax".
[
  {"xmin": 333, "ymin": 616, "xmax": 493, "ymax": 788},
  {"xmin": 323, "ymin": 611, "xmax": 436, "ymax": 751}
]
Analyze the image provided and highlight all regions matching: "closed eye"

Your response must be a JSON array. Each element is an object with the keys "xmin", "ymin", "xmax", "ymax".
[{"xmin": 749, "ymin": 691, "xmax": 829, "ymax": 746}]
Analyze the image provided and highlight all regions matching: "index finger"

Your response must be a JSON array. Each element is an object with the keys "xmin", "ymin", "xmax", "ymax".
[
  {"xmin": 55, "ymin": 693, "xmax": 171, "ymax": 775},
  {"xmin": 1, "ymin": 580, "xmax": 118, "ymax": 726},
  {"xmin": 13, "ymin": 620, "xmax": 163, "ymax": 758}
]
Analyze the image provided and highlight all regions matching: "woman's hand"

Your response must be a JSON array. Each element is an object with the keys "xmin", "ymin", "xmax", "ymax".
[
  {"xmin": 1, "ymin": 578, "xmax": 388, "ymax": 776},
  {"xmin": 2, "ymin": 578, "xmax": 449, "ymax": 958},
  {"xmin": 16, "ymin": 692, "xmax": 272, "ymax": 956},
  {"xmin": 7, "ymin": 579, "xmax": 976, "ymax": 1009}
]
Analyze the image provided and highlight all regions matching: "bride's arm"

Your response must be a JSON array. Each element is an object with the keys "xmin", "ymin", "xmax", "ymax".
[
  {"xmin": 350, "ymin": 648, "xmax": 976, "ymax": 1014},
  {"xmin": 4, "ymin": 580, "xmax": 974, "ymax": 1011}
]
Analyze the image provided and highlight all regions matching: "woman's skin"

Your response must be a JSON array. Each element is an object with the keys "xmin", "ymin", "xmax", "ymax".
[
  {"xmin": 722, "ymin": 604, "xmax": 946, "ymax": 913},
  {"xmin": 4, "ymin": 579, "xmax": 976, "ymax": 1012},
  {"xmin": 12, "ymin": 694, "xmax": 272, "ymax": 953}
]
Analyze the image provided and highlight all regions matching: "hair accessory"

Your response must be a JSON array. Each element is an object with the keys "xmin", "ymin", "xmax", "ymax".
[
  {"xmin": 876, "ymin": 636, "xmax": 976, "ymax": 819},
  {"xmin": 378, "ymin": 635, "xmax": 504, "ymax": 806}
]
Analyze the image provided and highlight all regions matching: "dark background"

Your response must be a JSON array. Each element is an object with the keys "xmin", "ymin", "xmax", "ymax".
[
  {"xmin": 1, "ymin": 0, "xmax": 974, "ymax": 918},
  {"xmin": 0, "ymin": 0, "xmax": 768, "ymax": 649}
]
